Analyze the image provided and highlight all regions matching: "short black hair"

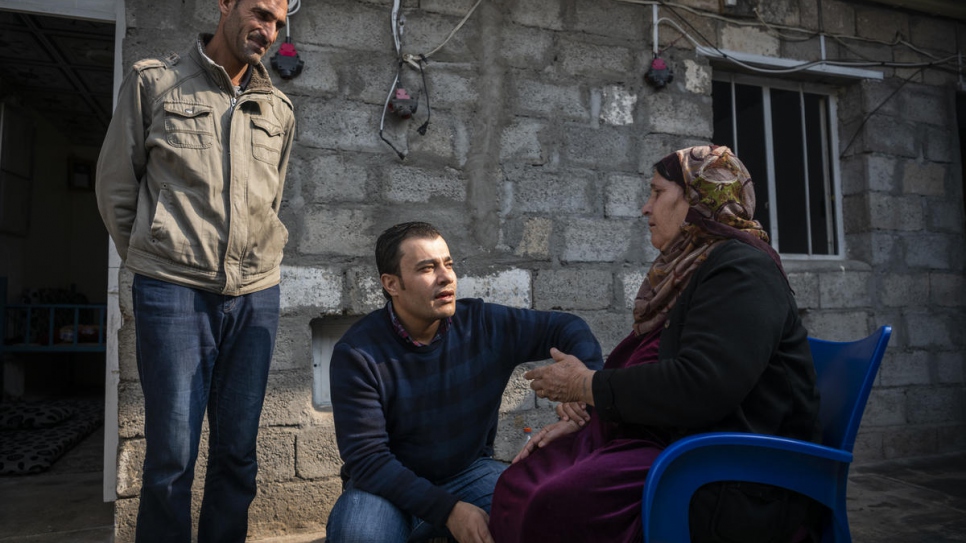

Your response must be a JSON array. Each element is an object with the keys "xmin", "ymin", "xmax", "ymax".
[{"xmin": 375, "ymin": 222, "xmax": 443, "ymax": 300}]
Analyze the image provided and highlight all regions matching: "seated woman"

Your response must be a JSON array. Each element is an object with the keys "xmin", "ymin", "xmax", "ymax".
[{"xmin": 489, "ymin": 145, "xmax": 821, "ymax": 543}]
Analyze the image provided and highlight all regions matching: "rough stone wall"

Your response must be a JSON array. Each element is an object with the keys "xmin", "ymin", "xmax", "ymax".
[{"xmin": 111, "ymin": 0, "xmax": 966, "ymax": 540}]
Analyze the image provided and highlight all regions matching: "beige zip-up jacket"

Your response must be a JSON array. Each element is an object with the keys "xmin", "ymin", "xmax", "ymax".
[{"xmin": 96, "ymin": 35, "xmax": 296, "ymax": 296}]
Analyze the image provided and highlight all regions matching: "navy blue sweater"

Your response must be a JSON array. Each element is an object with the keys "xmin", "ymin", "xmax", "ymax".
[{"xmin": 330, "ymin": 298, "xmax": 604, "ymax": 527}]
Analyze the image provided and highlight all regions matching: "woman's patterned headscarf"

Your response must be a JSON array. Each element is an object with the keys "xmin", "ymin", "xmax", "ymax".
[{"xmin": 633, "ymin": 145, "xmax": 787, "ymax": 336}]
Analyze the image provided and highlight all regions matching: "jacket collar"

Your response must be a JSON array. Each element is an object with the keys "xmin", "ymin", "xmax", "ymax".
[{"xmin": 191, "ymin": 33, "xmax": 276, "ymax": 95}]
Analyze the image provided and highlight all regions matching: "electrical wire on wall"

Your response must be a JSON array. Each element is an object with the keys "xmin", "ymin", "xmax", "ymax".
[
  {"xmin": 622, "ymin": 0, "xmax": 962, "ymax": 159},
  {"xmin": 618, "ymin": 0, "xmax": 962, "ymax": 76},
  {"xmin": 378, "ymin": 0, "xmax": 483, "ymax": 159},
  {"xmin": 271, "ymin": 0, "xmax": 304, "ymax": 79}
]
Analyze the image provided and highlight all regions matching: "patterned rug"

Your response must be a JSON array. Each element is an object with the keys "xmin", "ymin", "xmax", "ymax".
[{"xmin": 0, "ymin": 397, "xmax": 104, "ymax": 475}]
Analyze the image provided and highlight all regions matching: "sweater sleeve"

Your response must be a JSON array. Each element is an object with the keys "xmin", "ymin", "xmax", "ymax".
[
  {"xmin": 592, "ymin": 244, "xmax": 791, "ymax": 427},
  {"xmin": 329, "ymin": 341, "xmax": 459, "ymax": 527},
  {"xmin": 485, "ymin": 303, "xmax": 604, "ymax": 371}
]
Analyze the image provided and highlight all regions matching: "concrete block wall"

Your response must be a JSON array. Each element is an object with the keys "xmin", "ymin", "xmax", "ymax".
[{"xmin": 110, "ymin": 0, "xmax": 966, "ymax": 539}]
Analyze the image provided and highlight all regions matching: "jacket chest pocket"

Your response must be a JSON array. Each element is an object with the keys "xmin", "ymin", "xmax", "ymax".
[
  {"xmin": 164, "ymin": 102, "xmax": 214, "ymax": 149},
  {"xmin": 251, "ymin": 116, "xmax": 284, "ymax": 164}
]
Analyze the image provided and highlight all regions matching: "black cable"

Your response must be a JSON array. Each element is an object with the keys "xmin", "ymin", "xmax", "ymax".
[
  {"xmin": 417, "ymin": 54, "xmax": 431, "ymax": 136},
  {"xmin": 379, "ymin": 61, "xmax": 407, "ymax": 160}
]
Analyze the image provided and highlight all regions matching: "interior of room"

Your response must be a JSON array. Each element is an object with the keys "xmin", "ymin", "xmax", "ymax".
[{"xmin": 0, "ymin": 8, "xmax": 113, "ymax": 481}]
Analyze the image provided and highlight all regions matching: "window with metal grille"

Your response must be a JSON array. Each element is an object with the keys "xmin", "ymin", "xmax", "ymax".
[{"xmin": 712, "ymin": 75, "xmax": 845, "ymax": 258}]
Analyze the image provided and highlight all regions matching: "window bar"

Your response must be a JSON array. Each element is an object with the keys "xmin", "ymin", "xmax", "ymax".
[
  {"xmin": 829, "ymin": 95, "xmax": 846, "ymax": 257},
  {"xmin": 729, "ymin": 79, "xmax": 739, "ymax": 155},
  {"xmin": 762, "ymin": 87, "xmax": 779, "ymax": 250},
  {"xmin": 818, "ymin": 98, "xmax": 835, "ymax": 254},
  {"xmin": 799, "ymin": 88, "xmax": 814, "ymax": 255}
]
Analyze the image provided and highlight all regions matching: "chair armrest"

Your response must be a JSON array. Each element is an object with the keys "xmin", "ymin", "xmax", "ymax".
[{"xmin": 643, "ymin": 432, "xmax": 853, "ymax": 543}]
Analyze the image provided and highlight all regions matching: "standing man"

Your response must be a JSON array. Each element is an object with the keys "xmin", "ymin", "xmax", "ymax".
[
  {"xmin": 95, "ymin": 1, "xmax": 295, "ymax": 541},
  {"xmin": 326, "ymin": 222, "xmax": 604, "ymax": 543}
]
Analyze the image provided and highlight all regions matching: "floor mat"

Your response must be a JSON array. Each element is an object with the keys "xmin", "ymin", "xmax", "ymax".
[{"xmin": 0, "ymin": 397, "xmax": 104, "ymax": 475}]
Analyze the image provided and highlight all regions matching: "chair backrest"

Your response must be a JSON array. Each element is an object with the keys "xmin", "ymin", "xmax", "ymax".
[{"xmin": 808, "ymin": 326, "xmax": 892, "ymax": 453}]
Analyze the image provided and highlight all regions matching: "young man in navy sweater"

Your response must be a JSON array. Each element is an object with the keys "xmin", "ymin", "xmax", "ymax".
[{"xmin": 326, "ymin": 222, "xmax": 604, "ymax": 543}]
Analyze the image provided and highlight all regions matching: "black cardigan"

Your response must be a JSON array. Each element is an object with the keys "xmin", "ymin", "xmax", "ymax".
[{"xmin": 593, "ymin": 239, "xmax": 821, "ymax": 445}]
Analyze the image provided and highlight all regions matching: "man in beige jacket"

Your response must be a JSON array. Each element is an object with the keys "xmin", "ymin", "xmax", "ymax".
[{"xmin": 95, "ymin": 1, "xmax": 294, "ymax": 541}]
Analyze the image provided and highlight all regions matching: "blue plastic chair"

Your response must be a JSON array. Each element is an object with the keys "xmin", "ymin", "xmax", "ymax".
[{"xmin": 641, "ymin": 326, "xmax": 892, "ymax": 543}]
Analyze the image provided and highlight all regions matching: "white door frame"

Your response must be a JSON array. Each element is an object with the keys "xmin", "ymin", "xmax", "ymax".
[{"xmin": 0, "ymin": 0, "xmax": 125, "ymax": 503}]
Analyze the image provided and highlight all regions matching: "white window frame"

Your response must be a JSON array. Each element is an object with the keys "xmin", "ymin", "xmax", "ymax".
[{"xmin": 713, "ymin": 72, "xmax": 846, "ymax": 260}]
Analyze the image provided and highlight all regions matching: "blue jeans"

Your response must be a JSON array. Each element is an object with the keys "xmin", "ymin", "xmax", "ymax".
[
  {"xmin": 326, "ymin": 457, "xmax": 507, "ymax": 543},
  {"xmin": 131, "ymin": 275, "xmax": 279, "ymax": 543}
]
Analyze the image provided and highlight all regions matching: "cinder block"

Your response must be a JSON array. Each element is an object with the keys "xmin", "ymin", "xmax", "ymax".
[
  {"xmin": 573, "ymin": 0, "xmax": 645, "ymax": 39},
  {"xmin": 637, "ymin": 135, "xmax": 708, "ymax": 176},
  {"xmin": 256, "ymin": 428, "xmax": 297, "ymax": 483},
  {"xmin": 909, "ymin": 15, "xmax": 957, "ymax": 54},
  {"xmin": 872, "ymin": 193, "xmax": 924, "ymax": 231},
  {"xmin": 534, "ymin": 269, "xmax": 613, "ymax": 311},
  {"xmin": 621, "ymin": 270, "xmax": 648, "ymax": 310},
  {"xmin": 118, "ymin": 323, "xmax": 138, "ymax": 381},
  {"xmin": 847, "ymin": 115, "xmax": 917, "ymax": 158},
  {"xmin": 801, "ymin": 310, "xmax": 871, "ymax": 342},
  {"xmin": 507, "ymin": 166, "xmax": 593, "ymax": 214},
  {"xmin": 502, "ymin": 23, "xmax": 554, "ymax": 69},
  {"xmin": 419, "ymin": 0, "xmax": 482, "ymax": 16},
  {"xmin": 880, "ymin": 274, "xmax": 929, "ymax": 308},
  {"xmin": 855, "ymin": 5, "xmax": 910, "ymax": 43},
  {"xmin": 927, "ymin": 200, "xmax": 966, "ymax": 234},
  {"xmin": 878, "ymin": 350, "xmax": 931, "ymax": 387},
  {"xmin": 599, "ymin": 85, "xmax": 638, "ymax": 127},
  {"xmin": 851, "ymin": 429, "xmax": 884, "ymax": 462},
  {"xmin": 511, "ymin": 76, "xmax": 588, "ymax": 121},
  {"xmin": 271, "ymin": 44, "xmax": 338, "ymax": 95},
  {"xmin": 501, "ymin": 117, "xmax": 547, "ymax": 164},
  {"xmin": 865, "ymin": 154, "xmax": 900, "ymax": 192},
  {"xmin": 786, "ymin": 271, "xmax": 819, "ymax": 310},
  {"xmin": 346, "ymin": 267, "xmax": 385, "ymax": 315},
  {"xmin": 117, "ymin": 382, "xmax": 144, "ymax": 439},
  {"xmin": 514, "ymin": 217, "xmax": 553, "ymax": 259},
  {"xmin": 508, "ymin": 0, "xmax": 564, "ymax": 30},
  {"xmin": 938, "ymin": 423, "xmax": 966, "ymax": 452},
  {"xmin": 387, "ymin": 165, "xmax": 466, "ymax": 203},
  {"xmin": 907, "ymin": 385, "xmax": 965, "ymax": 424},
  {"xmin": 248, "ymin": 479, "xmax": 342, "ymax": 537},
  {"xmin": 902, "ymin": 160, "xmax": 947, "ymax": 196},
  {"xmin": 605, "ymin": 173, "xmax": 645, "ymax": 218},
  {"xmin": 562, "ymin": 219, "xmax": 634, "ymax": 263},
  {"xmin": 299, "ymin": 206, "xmax": 375, "ymax": 257},
  {"xmin": 407, "ymin": 116, "xmax": 466, "ymax": 166},
  {"xmin": 298, "ymin": 98, "xmax": 384, "ymax": 153},
  {"xmin": 641, "ymin": 92, "xmax": 712, "ymax": 137},
  {"xmin": 721, "ymin": 25, "xmax": 780, "ymax": 56},
  {"xmin": 295, "ymin": 420, "xmax": 343, "ymax": 480},
  {"xmin": 683, "ymin": 59, "xmax": 712, "ymax": 95},
  {"xmin": 574, "ymin": 310, "xmax": 634, "ymax": 357},
  {"xmin": 862, "ymin": 388, "xmax": 907, "ymax": 427},
  {"xmin": 903, "ymin": 233, "xmax": 953, "ymax": 270},
  {"xmin": 900, "ymin": 84, "xmax": 948, "ymax": 126},
  {"xmin": 821, "ymin": 0, "xmax": 856, "ymax": 36},
  {"xmin": 842, "ymin": 193, "xmax": 870, "ymax": 234},
  {"xmin": 114, "ymin": 495, "xmax": 139, "ymax": 543},
  {"xmin": 297, "ymin": 2, "xmax": 394, "ymax": 52},
  {"xmin": 818, "ymin": 270, "xmax": 872, "ymax": 308},
  {"xmin": 563, "ymin": 125, "xmax": 634, "ymax": 170},
  {"xmin": 500, "ymin": 363, "xmax": 540, "ymax": 416},
  {"xmin": 929, "ymin": 273, "xmax": 964, "ymax": 308},
  {"xmin": 116, "ymin": 438, "xmax": 145, "ymax": 498},
  {"xmin": 559, "ymin": 39, "xmax": 637, "ymax": 78},
  {"xmin": 272, "ymin": 315, "xmax": 313, "ymax": 372},
  {"xmin": 905, "ymin": 310, "xmax": 954, "ymax": 349},
  {"xmin": 279, "ymin": 265, "xmax": 343, "ymax": 315},
  {"xmin": 923, "ymin": 125, "xmax": 955, "ymax": 163},
  {"xmin": 419, "ymin": 67, "xmax": 479, "ymax": 111},
  {"xmin": 882, "ymin": 426, "xmax": 938, "ymax": 459},
  {"xmin": 261, "ymin": 369, "xmax": 315, "ymax": 427},
  {"xmin": 290, "ymin": 152, "xmax": 370, "ymax": 204},
  {"xmin": 458, "ymin": 268, "xmax": 533, "ymax": 308},
  {"xmin": 936, "ymin": 352, "xmax": 965, "ymax": 384}
]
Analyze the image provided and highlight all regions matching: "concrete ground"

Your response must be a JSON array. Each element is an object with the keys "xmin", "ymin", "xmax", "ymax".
[{"xmin": 1, "ymin": 427, "xmax": 964, "ymax": 543}]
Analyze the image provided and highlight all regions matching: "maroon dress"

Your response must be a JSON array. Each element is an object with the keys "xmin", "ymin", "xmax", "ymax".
[{"xmin": 489, "ymin": 329, "xmax": 665, "ymax": 543}]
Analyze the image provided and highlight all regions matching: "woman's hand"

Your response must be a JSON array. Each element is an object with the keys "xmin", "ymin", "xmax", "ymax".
[
  {"xmin": 525, "ymin": 348, "xmax": 595, "ymax": 404},
  {"xmin": 556, "ymin": 401, "xmax": 591, "ymax": 427},
  {"xmin": 511, "ymin": 419, "xmax": 582, "ymax": 464}
]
